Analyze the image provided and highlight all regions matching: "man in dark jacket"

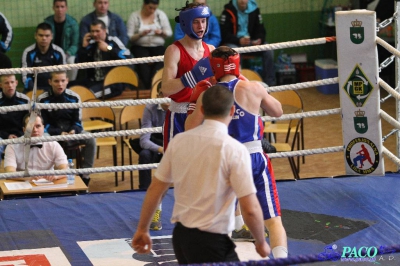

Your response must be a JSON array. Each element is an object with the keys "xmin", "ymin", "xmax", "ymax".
[
  {"xmin": 21, "ymin": 22, "xmax": 66, "ymax": 92},
  {"xmin": 38, "ymin": 71, "xmax": 96, "ymax": 185},
  {"xmin": 76, "ymin": 19, "xmax": 132, "ymax": 99},
  {"xmin": 220, "ymin": 0, "xmax": 275, "ymax": 86},
  {"xmin": 0, "ymin": 74, "xmax": 29, "ymax": 164}
]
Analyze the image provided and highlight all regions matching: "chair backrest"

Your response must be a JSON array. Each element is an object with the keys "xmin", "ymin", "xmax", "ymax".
[
  {"xmin": 270, "ymin": 90, "xmax": 303, "ymax": 111},
  {"xmin": 103, "ymin": 66, "xmax": 139, "ymax": 87},
  {"xmin": 241, "ymin": 69, "xmax": 263, "ymax": 82},
  {"xmin": 151, "ymin": 68, "xmax": 163, "ymax": 87},
  {"xmin": 120, "ymin": 104, "xmax": 146, "ymax": 128},
  {"xmin": 69, "ymin": 85, "xmax": 96, "ymax": 102},
  {"xmin": 151, "ymin": 79, "xmax": 162, "ymax": 99},
  {"xmin": 82, "ymin": 99, "xmax": 116, "ymax": 125},
  {"xmin": 25, "ymin": 89, "xmax": 44, "ymax": 100}
]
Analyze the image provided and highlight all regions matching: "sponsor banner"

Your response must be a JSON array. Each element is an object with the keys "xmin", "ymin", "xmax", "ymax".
[{"xmin": 335, "ymin": 10, "xmax": 384, "ymax": 175}]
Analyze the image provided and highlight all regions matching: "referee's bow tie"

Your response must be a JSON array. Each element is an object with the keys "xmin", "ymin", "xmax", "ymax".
[{"xmin": 30, "ymin": 144, "xmax": 43, "ymax": 148}]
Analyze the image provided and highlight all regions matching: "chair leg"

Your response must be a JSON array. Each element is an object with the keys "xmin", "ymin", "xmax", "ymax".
[
  {"xmin": 288, "ymin": 157, "xmax": 300, "ymax": 180},
  {"xmin": 97, "ymin": 147, "xmax": 100, "ymax": 159},
  {"xmin": 113, "ymin": 145, "xmax": 118, "ymax": 186},
  {"xmin": 129, "ymin": 148, "xmax": 133, "ymax": 190},
  {"xmin": 121, "ymin": 139, "xmax": 125, "ymax": 181},
  {"xmin": 301, "ymin": 120, "xmax": 305, "ymax": 164}
]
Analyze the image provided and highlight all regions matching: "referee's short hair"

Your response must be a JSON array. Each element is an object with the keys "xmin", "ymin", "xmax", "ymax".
[{"xmin": 202, "ymin": 85, "xmax": 234, "ymax": 118}]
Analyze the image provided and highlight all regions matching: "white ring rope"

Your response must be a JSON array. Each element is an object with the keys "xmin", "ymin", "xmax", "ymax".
[
  {"xmin": 379, "ymin": 78, "xmax": 400, "ymax": 101},
  {"xmin": 380, "ymin": 110, "xmax": 400, "ymax": 130},
  {"xmin": 376, "ymin": 37, "xmax": 400, "ymax": 58},
  {"xmin": 0, "ymin": 127, "xmax": 162, "ymax": 146},
  {"xmin": 382, "ymin": 146, "xmax": 400, "ymax": 166},
  {"xmin": 0, "ymin": 107, "xmax": 342, "ymax": 147},
  {"xmin": 262, "ymin": 108, "xmax": 341, "ymax": 122},
  {"xmin": 0, "ymin": 37, "xmax": 335, "ymax": 76}
]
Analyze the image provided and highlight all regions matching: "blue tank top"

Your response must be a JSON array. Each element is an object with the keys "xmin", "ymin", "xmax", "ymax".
[{"xmin": 219, "ymin": 79, "xmax": 264, "ymax": 143}]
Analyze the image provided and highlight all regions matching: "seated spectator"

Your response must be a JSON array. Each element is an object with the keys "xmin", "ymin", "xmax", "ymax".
[
  {"xmin": 0, "ymin": 12, "xmax": 12, "ymax": 53},
  {"xmin": 220, "ymin": 0, "xmax": 276, "ymax": 86},
  {"xmin": 44, "ymin": 0, "xmax": 79, "ymax": 81},
  {"xmin": 0, "ymin": 74, "xmax": 30, "ymax": 165},
  {"xmin": 130, "ymin": 83, "xmax": 168, "ymax": 189},
  {"xmin": 21, "ymin": 22, "xmax": 66, "ymax": 92},
  {"xmin": 75, "ymin": 19, "xmax": 132, "ymax": 99},
  {"xmin": 38, "ymin": 71, "xmax": 95, "ymax": 185},
  {"xmin": 174, "ymin": 0, "xmax": 221, "ymax": 47},
  {"xmin": 127, "ymin": 0, "xmax": 172, "ymax": 90},
  {"xmin": 80, "ymin": 0, "xmax": 128, "ymax": 46},
  {"xmin": 4, "ymin": 114, "xmax": 68, "ymax": 181}
]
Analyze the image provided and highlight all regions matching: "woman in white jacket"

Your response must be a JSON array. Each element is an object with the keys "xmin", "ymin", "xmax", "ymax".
[{"xmin": 127, "ymin": 0, "xmax": 172, "ymax": 90}]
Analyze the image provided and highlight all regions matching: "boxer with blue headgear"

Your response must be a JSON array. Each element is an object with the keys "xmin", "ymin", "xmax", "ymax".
[{"xmin": 175, "ymin": 1, "xmax": 210, "ymax": 40}]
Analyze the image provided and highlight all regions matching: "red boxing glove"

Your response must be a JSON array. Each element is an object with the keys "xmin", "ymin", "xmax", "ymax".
[{"xmin": 187, "ymin": 80, "xmax": 212, "ymax": 115}]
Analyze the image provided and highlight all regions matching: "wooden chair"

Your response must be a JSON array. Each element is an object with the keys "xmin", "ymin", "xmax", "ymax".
[
  {"xmin": 25, "ymin": 89, "xmax": 44, "ymax": 100},
  {"xmin": 69, "ymin": 85, "xmax": 96, "ymax": 102},
  {"xmin": 271, "ymin": 113, "xmax": 302, "ymax": 180},
  {"xmin": 264, "ymin": 90, "xmax": 305, "ymax": 166},
  {"xmin": 241, "ymin": 68, "xmax": 263, "ymax": 82},
  {"xmin": 151, "ymin": 68, "xmax": 163, "ymax": 88},
  {"xmin": 103, "ymin": 66, "xmax": 140, "ymax": 100},
  {"xmin": 119, "ymin": 104, "xmax": 146, "ymax": 189},
  {"xmin": 81, "ymin": 99, "xmax": 119, "ymax": 186}
]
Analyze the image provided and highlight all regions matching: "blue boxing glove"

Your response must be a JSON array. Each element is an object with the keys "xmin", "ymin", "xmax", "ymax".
[{"xmin": 180, "ymin": 57, "xmax": 214, "ymax": 88}]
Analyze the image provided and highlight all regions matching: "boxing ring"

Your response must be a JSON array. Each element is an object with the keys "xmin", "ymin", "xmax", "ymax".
[{"xmin": 0, "ymin": 9, "xmax": 400, "ymax": 266}]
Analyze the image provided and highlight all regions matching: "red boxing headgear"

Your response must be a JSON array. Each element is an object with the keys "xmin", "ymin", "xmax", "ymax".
[{"xmin": 210, "ymin": 53, "xmax": 240, "ymax": 80}]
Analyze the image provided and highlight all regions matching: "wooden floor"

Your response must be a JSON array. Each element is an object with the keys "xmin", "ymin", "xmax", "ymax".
[{"xmin": 87, "ymin": 86, "xmax": 399, "ymax": 192}]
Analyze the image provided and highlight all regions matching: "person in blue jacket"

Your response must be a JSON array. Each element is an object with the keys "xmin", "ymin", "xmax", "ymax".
[{"xmin": 174, "ymin": 0, "xmax": 221, "ymax": 47}]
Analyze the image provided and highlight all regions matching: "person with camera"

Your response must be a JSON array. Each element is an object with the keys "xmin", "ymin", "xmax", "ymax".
[{"xmin": 75, "ymin": 19, "xmax": 132, "ymax": 99}]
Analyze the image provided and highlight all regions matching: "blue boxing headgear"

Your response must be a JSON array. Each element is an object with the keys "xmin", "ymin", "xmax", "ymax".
[{"xmin": 178, "ymin": 5, "xmax": 210, "ymax": 39}]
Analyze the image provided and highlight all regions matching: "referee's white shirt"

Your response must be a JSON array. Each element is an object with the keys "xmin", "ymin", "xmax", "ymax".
[{"xmin": 156, "ymin": 119, "xmax": 256, "ymax": 234}]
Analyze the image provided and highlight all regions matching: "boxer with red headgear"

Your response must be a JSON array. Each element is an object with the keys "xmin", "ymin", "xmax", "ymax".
[
  {"xmin": 185, "ymin": 46, "xmax": 288, "ymax": 260},
  {"xmin": 150, "ymin": 1, "xmax": 216, "ymax": 231}
]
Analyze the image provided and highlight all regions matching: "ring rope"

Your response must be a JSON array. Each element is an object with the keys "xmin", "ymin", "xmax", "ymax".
[
  {"xmin": 376, "ymin": 37, "xmax": 400, "ymax": 58},
  {"xmin": 261, "ymin": 108, "xmax": 341, "ymax": 122},
  {"xmin": 267, "ymin": 146, "xmax": 344, "ymax": 159},
  {"xmin": 382, "ymin": 146, "xmax": 400, "ymax": 166},
  {"xmin": 0, "ymin": 163, "xmax": 160, "ymax": 180},
  {"xmin": 380, "ymin": 110, "xmax": 400, "ymax": 130},
  {"xmin": 379, "ymin": 78, "xmax": 400, "ymax": 101},
  {"xmin": 0, "ymin": 107, "xmax": 341, "ymax": 146},
  {"xmin": 0, "ymin": 127, "xmax": 162, "ymax": 146},
  {"xmin": 0, "ymin": 37, "xmax": 336, "ymax": 76}
]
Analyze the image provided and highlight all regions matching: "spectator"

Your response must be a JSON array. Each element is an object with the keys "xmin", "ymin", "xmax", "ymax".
[
  {"xmin": 44, "ymin": 0, "xmax": 80, "ymax": 81},
  {"xmin": 0, "ymin": 12, "xmax": 12, "ymax": 53},
  {"xmin": 75, "ymin": 19, "xmax": 132, "ymax": 99},
  {"xmin": 130, "ymin": 83, "xmax": 168, "ymax": 189},
  {"xmin": 21, "ymin": 22, "xmax": 66, "ymax": 93},
  {"xmin": 220, "ymin": 0, "xmax": 276, "ymax": 86},
  {"xmin": 4, "ymin": 114, "xmax": 68, "ymax": 181},
  {"xmin": 127, "ymin": 0, "xmax": 172, "ymax": 90},
  {"xmin": 80, "ymin": 0, "xmax": 129, "ymax": 46},
  {"xmin": 174, "ymin": 0, "xmax": 221, "ymax": 47},
  {"xmin": 38, "ymin": 71, "xmax": 95, "ymax": 186},
  {"xmin": 0, "ymin": 74, "xmax": 30, "ymax": 165}
]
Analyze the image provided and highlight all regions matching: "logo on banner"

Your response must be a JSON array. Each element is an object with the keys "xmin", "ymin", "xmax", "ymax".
[
  {"xmin": 346, "ymin": 137, "xmax": 379, "ymax": 174},
  {"xmin": 343, "ymin": 65, "xmax": 373, "ymax": 107},
  {"xmin": 350, "ymin": 19, "xmax": 364, "ymax": 44},
  {"xmin": 353, "ymin": 109, "xmax": 368, "ymax": 134}
]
